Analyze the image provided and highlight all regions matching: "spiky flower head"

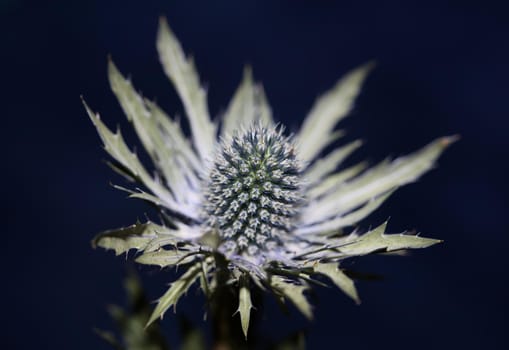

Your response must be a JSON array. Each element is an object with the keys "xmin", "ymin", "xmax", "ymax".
[
  {"xmin": 203, "ymin": 124, "xmax": 303, "ymax": 261},
  {"xmin": 86, "ymin": 18, "xmax": 455, "ymax": 338}
]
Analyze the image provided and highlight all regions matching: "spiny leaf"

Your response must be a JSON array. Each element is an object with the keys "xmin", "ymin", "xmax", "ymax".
[
  {"xmin": 297, "ymin": 190, "xmax": 393, "ymax": 235},
  {"xmin": 144, "ymin": 99, "xmax": 201, "ymax": 172},
  {"xmin": 128, "ymin": 190, "xmax": 168, "ymax": 207},
  {"xmin": 198, "ymin": 261, "xmax": 212, "ymax": 299},
  {"xmin": 306, "ymin": 162, "xmax": 368, "ymax": 199},
  {"xmin": 83, "ymin": 99, "xmax": 200, "ymax": 220},
  {"xmin": 297, "ymin": 62, "xmax": 374, "ymax": 162},
  {"xmin": 108, "ymin": 59, "xmax": 197, "ymax": 207},
  {"xmin": 256, "ymin": 84, "xmax": 273, "ymax": 131},
  {"xmin": 302, "ymin": 136, "xmax": 458, "ymax": 224},
  {"xmin": 147, "ymin": 262, "xmax": 203, "ymax": 327},
  {"xmin": 135, "ymin": 249, "xmax": 196, "ymax": 268},
  {"xmin": 304, "ymin": 139, "xmax": 363, "ymax": 183},
  {"xmin": 313, "ymin": 263, "xmax": 360, "ymax": 304},
  {"xmin": 91, "ymin": 222, "xmax": 187, "ymax": 256},
  {"xmin": 92, "ymin": 222, "xmax": 160, "ymax": 256},
  {"xmin": 339, "ymin": 221, "xmax": 442, "ymax": 257},
  {"xmin": 236, "ymin": 275, "xmax": 253, "ymax": 339},
  {"xmin": 157, "ymin": 17, "xmax": 216, "ymax": 161},
  {"xmin": 221, "ymin": 66, "xmax": 273, "ymax": 138},
  {"xmin": 270, "ymin": 276, "xmax": 312, "ymax": 320}
]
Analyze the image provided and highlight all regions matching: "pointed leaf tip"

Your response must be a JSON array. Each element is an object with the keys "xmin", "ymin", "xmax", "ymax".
[
  {"xmin": 220, "ymin": 63, "xmax": 274, "ymax": 137},
  {"xmin": 297, "ymin": 62, "xmax": 375, "ymax": 162},
  {"xmin": 146, "ymin": 262, "xmax": 202, "ymax": 327},
  {"xmin": 158, "ymin": 16, "xmax": 169, "ymax": 30},
  {"xmin": 339, "ymin": 222, "xmax": 443, "ymax": 257},
  {"xmin": 81, "ymin": 97, "xmax": 98, "ymax": 121},
  {"xmin": 91, "ymin": 222, "xmax": 159, "ymax": 255},
  {"xmin": 271, "ymin": 276, "xmax": 313, "ymax": 320},
  {"xmin": 302, "ymin": 135, "xmax": 456, "ymax": 226},
  {"xmin": 156, "ymin": 14, "xmax": 216, "ymax": 161},
  {"xmin": 237, "ymin": 276, "xmax": 253, "ymax": 339},
  {"xmin": 243, "ymin": 64, "xmax": 253, "ymax": 79},
  {"xmin": 440, "ymin": 135, "xmax": 461, "ymax": 148},
  {"xmin": 314, "ymin": 263, "xmax": 360, "ymax": 304}
]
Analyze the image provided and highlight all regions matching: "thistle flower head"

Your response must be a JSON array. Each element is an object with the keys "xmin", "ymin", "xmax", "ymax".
[
  {"xmin": 86, "ymin": 17, "xmax": 455, "ymax": 338},
  {"xmin": 203, "ymin": 124, "xmax": 303, "ymax": 261}
]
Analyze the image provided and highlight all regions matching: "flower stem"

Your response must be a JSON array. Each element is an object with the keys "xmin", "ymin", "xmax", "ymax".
[
  {"xmin": 211, "ymin": 285, "xmax": 237, "ymax": 350},
  {"xmin": 210, "ymin": 255, "xmax": 263, "ymax": 350},
  {"xmin": 211, "ymin": 254, "xmax": 240, "ymax": 350}
]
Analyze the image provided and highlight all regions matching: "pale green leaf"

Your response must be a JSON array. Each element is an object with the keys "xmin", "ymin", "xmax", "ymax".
[
  {"xmin": 144, "ymin": 233, "xmax": 192, "ymax": 253},
  {"xmin": 108, "ymin": 59, "xmax": 197, "ymax": 206},
  {"xmin": 306, "ymin": 162, "xmax": 368, "ymax": 199},
  {"xmin": 105, "ymin": 160, "xmax": 137, "ymax": 183},
  {"xmin": 144, "ymin": 99, "xmax": 202, "ymax": 171},
  {"xmin": 339, "ymin": 221, "xmax": 442, "ymax": 257},
  {"xmin": 302, "ymin": 136, "xmax": 457, "ymax": 224},
  {"xmin": 128, "ymin": 191, "xmax": 168, "ymax": 207},
  {"xmin": 237, "ymin": 275, "xmax": 253, "ymax": 339},
  {"xmin": 197, "ymin": 228, "xmax": 221, "ymax": 250},
  {"xmin": 304, "ymin": 139, "xmax": 363, "ymax": 183},
  {"xmin": 111, "ymin": 185, "xmax": 170, "ymax": 210},
  {"xmin": 221, "ymin": 66, "xmax": 274, "ymax": 138},
  {"xmin": 157, "ymin": 17, "xmax": 217, "ymax": 161},
  {"xmin": 297, "ymin": 63, "xmax": 374, "ymax": 162},
  {"xmin": 198, "ymin": 260, "xmax": 212, "ymax": 298},
  {"xmin": 313, "ymin": 263, "xmax": 360, "ymax": 304},
  {"xmin": 135, "ymin": 249, "xmax": 196, "ymax": 268},
  {"xmin": 257, "ymin": 84, "xmax": 273, "ymax": 129},
  {"xmin": 147, "ymin": 262, "xmax": 202, "ymax": 326},
  {"xmin": 92, "ymin": 222, "xmax": 161, "ymax": 256},
  {"xmin": 83, "ymin": 99, "xmax": 201, "ymax": 220},
  {"xmin": 296, "ymin": 190, "xmax": 393, "ymax": 235},
  {"xmin": 270, "ymin": 276, "xmax": 312, "ymax": 320},
  {"xmin": 91, "ymin": 221, "xmax": 189, "ymax": 257}
]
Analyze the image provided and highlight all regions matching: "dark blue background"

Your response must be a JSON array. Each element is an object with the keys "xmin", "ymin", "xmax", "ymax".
[{"xmin": 2, "ymin": 0, "xmax": 508, "ymax": 349}]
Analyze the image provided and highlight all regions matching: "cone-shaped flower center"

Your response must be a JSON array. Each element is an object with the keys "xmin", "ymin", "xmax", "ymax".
[{"xmin": 203, "ymin": 124, "xmax": 303, "ymax": 256}]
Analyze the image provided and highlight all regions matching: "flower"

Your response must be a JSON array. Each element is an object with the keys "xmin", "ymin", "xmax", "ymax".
[{"xmin": 85, "ymin": 18, "xmax": 455, "ymax": 338}]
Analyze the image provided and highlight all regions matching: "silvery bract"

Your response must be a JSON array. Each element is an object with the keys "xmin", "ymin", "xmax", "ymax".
[{"xmin": 85, "ymin": 18, "xmax": 455, "ymax": 338}]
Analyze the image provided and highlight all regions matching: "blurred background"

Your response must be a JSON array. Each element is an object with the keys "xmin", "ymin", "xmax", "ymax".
[{"xmin": 2, "ymin": 0, "xmax": 508, "ymax": 349}]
